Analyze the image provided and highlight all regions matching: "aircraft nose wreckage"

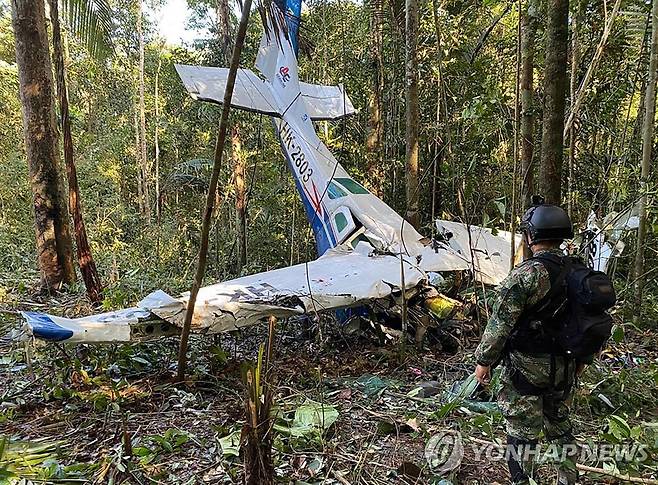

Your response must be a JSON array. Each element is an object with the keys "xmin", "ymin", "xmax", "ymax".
[{"xmin": 14, "ymin": 0, "xmax": 628, "ymax": 345}]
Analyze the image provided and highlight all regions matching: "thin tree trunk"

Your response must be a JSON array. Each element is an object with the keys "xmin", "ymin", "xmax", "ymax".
[
  {"xmin": 469, "ymin": 4, "xmax": 513, "ymax": 63},
  {"xmin": 520, "ymin": 0, "xmax": 537, "ymax": 210},
  {"xmin": 216, "ymin": 0, "xmax": 247, "ymax": 272},
  {"xmin": 177, "ymin": 0, "xmax": 252, "ymax": 381},
  {"xmin": 243, "ymin": 316, "xmax": 276, "ymax": 484},
  {"xmin": 49, "ymin": 0, "xmax": 102, "ymax": 303},
  {"xmin": 137, "ymin": 0, "xmax": 150, "ymax": 222},
  {"xmin": 405, "ymin": 0, "xmax": 420, "ymax": 229},
  {"xmin": 633, "ymin": 0, "xmax": 658, "ymax": 321},
  {"xmin": 233, "ymin": 124, "xmax": 247, "ymax": 271},
  {"xmin": 563, "ymin": 0, "xmax": 622, "ymax": 137},
  {"xmin": 11, "ymin": 0, "xmax": 76, "ymax": 291},
  {"xmin": 567, "ymin": 7, "xmax": 580, "ymax": 219},
  {"xmin": 431, "ymin": 0, "xmax": 450, "ymax": 220},
  {"xmin": 366, "ymin": 0, "xmax": 384, "ymax": 197},
  {"xmin": 539, "ymin": 0, "xmax": 569, "ymax": 204},
  {"xmin": 134, "ymin": 107, "xmax": 143, "ymax": 210},
  {"xmin": 216, "ymin": 0, "xmax": 231, "ymax": 63},
  {"xmin": 511, "ymin": 0, "xmax": 522, "ymax": 268},
  {"xmin": 155, "ymin": 48, "xmax": 162, "ymax": 221}
]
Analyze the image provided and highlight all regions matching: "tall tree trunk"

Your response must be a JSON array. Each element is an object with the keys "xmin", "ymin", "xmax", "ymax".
[
  {"xmin": 216, "ymin": 0, "xmax": 247, "ymax": 272},
  {"xmin": 405, "ymin": 0, "xmax": 420, "ymax": 229},
  {"xmin": 366, "ymin": 0, "xmax": 384, "ymax": 197},
  {"xmin": 11, "ymin": 0, "xmax": 76, "ymax": 291},
  {"xmin": 216, "ymin": 0, "xmax": 231, "ymax": 63},
  {"xmin": 539, "ymin": 0, "xmax": 569, "ymax": 204},
  {"xmin": 155, "ymin": 48, "xmax": 162, "ymax": 221},
  {"xmin": 520, "ymin": 0, "xmax": 538, "ymax": 210},
  {"xmin": 233, "ymin": 125, "xmax": 247, "ymax": 270},
  {"xmin": 633, "ymin": 0, "xmax": 658, "ymax": 321},
  {"xmin": 137, "ymin": 0, "xmax": 150, "ymax": 221},
  {"xmin": 567, "ymin": 3, "xmax": 581, "ymax": 218},
  {"xmin": 431, "ymin": 0, "xmax": 449, "ymax": 220},
  {"xmin": 49, "ymin": 0, "xmax": 103, "ymax": 303},
  {"xmin": 177, "ymin": 0, "xmax": 252, "ymax": 382},
  {"xmin": 134, "ymin": 107, "xmax": 143, "ymax": 209}
]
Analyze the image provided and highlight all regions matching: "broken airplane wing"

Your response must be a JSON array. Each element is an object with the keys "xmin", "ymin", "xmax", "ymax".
[{"xmin": 19, "ymin": 246, "xmax": 427, "ymax": 343}]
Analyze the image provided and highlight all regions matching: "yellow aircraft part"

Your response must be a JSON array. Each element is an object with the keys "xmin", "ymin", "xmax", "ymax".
[{"xmin": 425, "ymin": 294, "xmax": 462, "ymax": 319}]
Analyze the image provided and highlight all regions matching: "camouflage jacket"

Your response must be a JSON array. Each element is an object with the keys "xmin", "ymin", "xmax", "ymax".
[{"xmin": 474, "ymin": 248, "xmax": 563, "ymax": 367}]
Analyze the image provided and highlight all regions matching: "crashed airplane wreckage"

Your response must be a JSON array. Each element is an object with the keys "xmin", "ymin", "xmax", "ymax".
[{"xmin": 14, "ymin": 0, "xmax": 629, "ymax": 345}]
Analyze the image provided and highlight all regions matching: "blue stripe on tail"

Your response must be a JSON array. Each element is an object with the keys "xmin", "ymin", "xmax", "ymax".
[
  {"xmin": 274, "ymin": 0, "xmax": 301, "ymax": 55},
  {"xmin": 287, "ymin": 0, "xmax": 301, "ymax": 55}
]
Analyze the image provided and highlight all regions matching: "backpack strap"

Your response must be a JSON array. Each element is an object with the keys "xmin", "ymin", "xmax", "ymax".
[{"xmin": 522, "ymin": 254, "xmax": 571, "ymax": 318}]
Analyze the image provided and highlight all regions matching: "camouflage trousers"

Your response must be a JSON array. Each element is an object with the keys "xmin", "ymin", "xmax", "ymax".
[
  {"xmin": 498, "ymin": 361, "xmax": 575, "ymax": 441},
  {"xmin": 497, "ymin": 352, "xmax": 579, "ymax": 482}
]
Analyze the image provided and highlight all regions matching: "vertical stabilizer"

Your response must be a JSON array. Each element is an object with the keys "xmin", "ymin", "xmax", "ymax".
[
  {"xmin": 276, "ymin": 0, "xmax": 301, "ymax": 55},
  {"xmin": 256, "ymin": 4, "xmax": 301, "ymax": 111}
]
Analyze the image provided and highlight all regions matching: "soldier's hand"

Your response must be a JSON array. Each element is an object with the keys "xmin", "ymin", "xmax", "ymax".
[{"xmin": 474, "ymin": 364, "xmax": 491, "ymax": 385}]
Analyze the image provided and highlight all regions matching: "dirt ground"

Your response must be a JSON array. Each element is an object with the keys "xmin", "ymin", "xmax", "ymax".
[{"xmin": 1, "ymin": 300, "xmax": 657, "ymax": 484}]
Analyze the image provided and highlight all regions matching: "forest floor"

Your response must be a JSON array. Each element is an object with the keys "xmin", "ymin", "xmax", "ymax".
[{"xmin": 1, "ymin": 292, "xmax": 658, "ymax": 484}]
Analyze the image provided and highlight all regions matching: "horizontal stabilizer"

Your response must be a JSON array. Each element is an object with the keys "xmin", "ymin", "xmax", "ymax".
[
  {"xmin": 176, "ymin": 64, "xmax": 279, "ymax": 116},
  {"xmin": 300, "ymin": 82, "xmax": 356, "ymax": 120},
  {"xmin": 175, "ymin": 64, "xmax": 356, "ymax": 120}
]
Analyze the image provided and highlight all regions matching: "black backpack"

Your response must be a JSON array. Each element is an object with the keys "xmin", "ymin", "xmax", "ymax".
[{"xmin": 510, "ymin": 253, "xmax": 617, "ymax": 360}]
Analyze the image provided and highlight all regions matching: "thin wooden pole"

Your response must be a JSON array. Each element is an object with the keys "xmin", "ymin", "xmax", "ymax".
[
  {"xmin": 510, "ymin": 0, "xmax": 522, "ymax": 268},
  {"xmin": 176, "ymin": 0, "xmax": 253, "ymax": 381},
  {"xmin": 633, "ymin": 0, "xmax": 658, "ymax": 322},
  {"xmin": 563, "ymin": 0, "xmax": 622, "ymax": 137}
]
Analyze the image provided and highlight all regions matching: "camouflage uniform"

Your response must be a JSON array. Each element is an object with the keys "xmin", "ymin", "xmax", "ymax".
[{"xmin": 475, "ymin": 249, "xmax": 578, "ymax": 482}]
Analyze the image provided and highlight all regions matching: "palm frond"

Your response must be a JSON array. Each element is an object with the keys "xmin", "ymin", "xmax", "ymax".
[
  {"xmin": 258, "ymin": 0, "xmax": 290, "ymax": 46},
  {"xmin": 60, "ymin": 0, "xmax": 114, "ymax": 61},
  {"xmin": 620, "ymin": 2, "xmax": 651, "ymax": 50}
]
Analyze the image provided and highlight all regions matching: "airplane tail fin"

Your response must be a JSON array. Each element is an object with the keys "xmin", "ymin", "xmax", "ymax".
[
  {"xmin": 255, "ymin": 4, "xmax": 301, "ymax": 109},
  {"xmin": 273, "ymin": 0, "xmax": 301, "ymax": 55}
]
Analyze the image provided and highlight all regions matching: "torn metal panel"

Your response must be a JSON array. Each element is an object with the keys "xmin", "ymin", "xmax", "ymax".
[
  {"xmin": 584, "ymin": 207, "xmax": 639, "ymax": 273},
  {"xmin": 142, "ymin": 245, "xmax": 426, "ymax": 334},
  {"xmin": 433, "ymin": 220, "xmax": 522, "ymax": 286}
]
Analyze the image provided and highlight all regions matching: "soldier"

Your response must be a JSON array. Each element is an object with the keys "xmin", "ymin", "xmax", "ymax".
[{"xmin": 473, "ymin": 203, "xmax": 587, "ymax": 485}]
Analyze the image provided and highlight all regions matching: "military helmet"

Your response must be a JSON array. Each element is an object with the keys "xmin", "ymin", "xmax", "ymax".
[{"xmin": 519, "ymin": 201, "xmax": 573, "ymax": 244}]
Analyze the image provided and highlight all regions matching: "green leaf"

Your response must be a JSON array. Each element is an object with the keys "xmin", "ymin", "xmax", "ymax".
[
  {"xmin": 608, "ymin": 414, "xmax": 631, "ymax": 440},
  {"xmin": 355, "ymin": 374, "xmax": 388, "ymax": 397},
  {"xmin": 612, "ymin": 325, "xmax": 624, "ymax": 343},
  {"xmin": 219, "ymin": 431, "xmax": 241, "ymax": 457},
  {"xmin": 60, "ymin": 0, "xmax": 114, "ymax": 61},
  {"xmin": 292, "ymin": 401, "xmax": 338, "ymax": 433},
  {"xmin": 132, "ymin": 446, "xmax": 151, "ymax": 457},
  {"xmin": 131, "ymin": 356, "xmax": 151, "ymax": 366},
  {"xmin": 274, "ymin": 400, "xmax": 339, "ymax": 438},
  {"xmin": 493, "ymin": 200, "xmax": 506, "ymax": 218}
]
